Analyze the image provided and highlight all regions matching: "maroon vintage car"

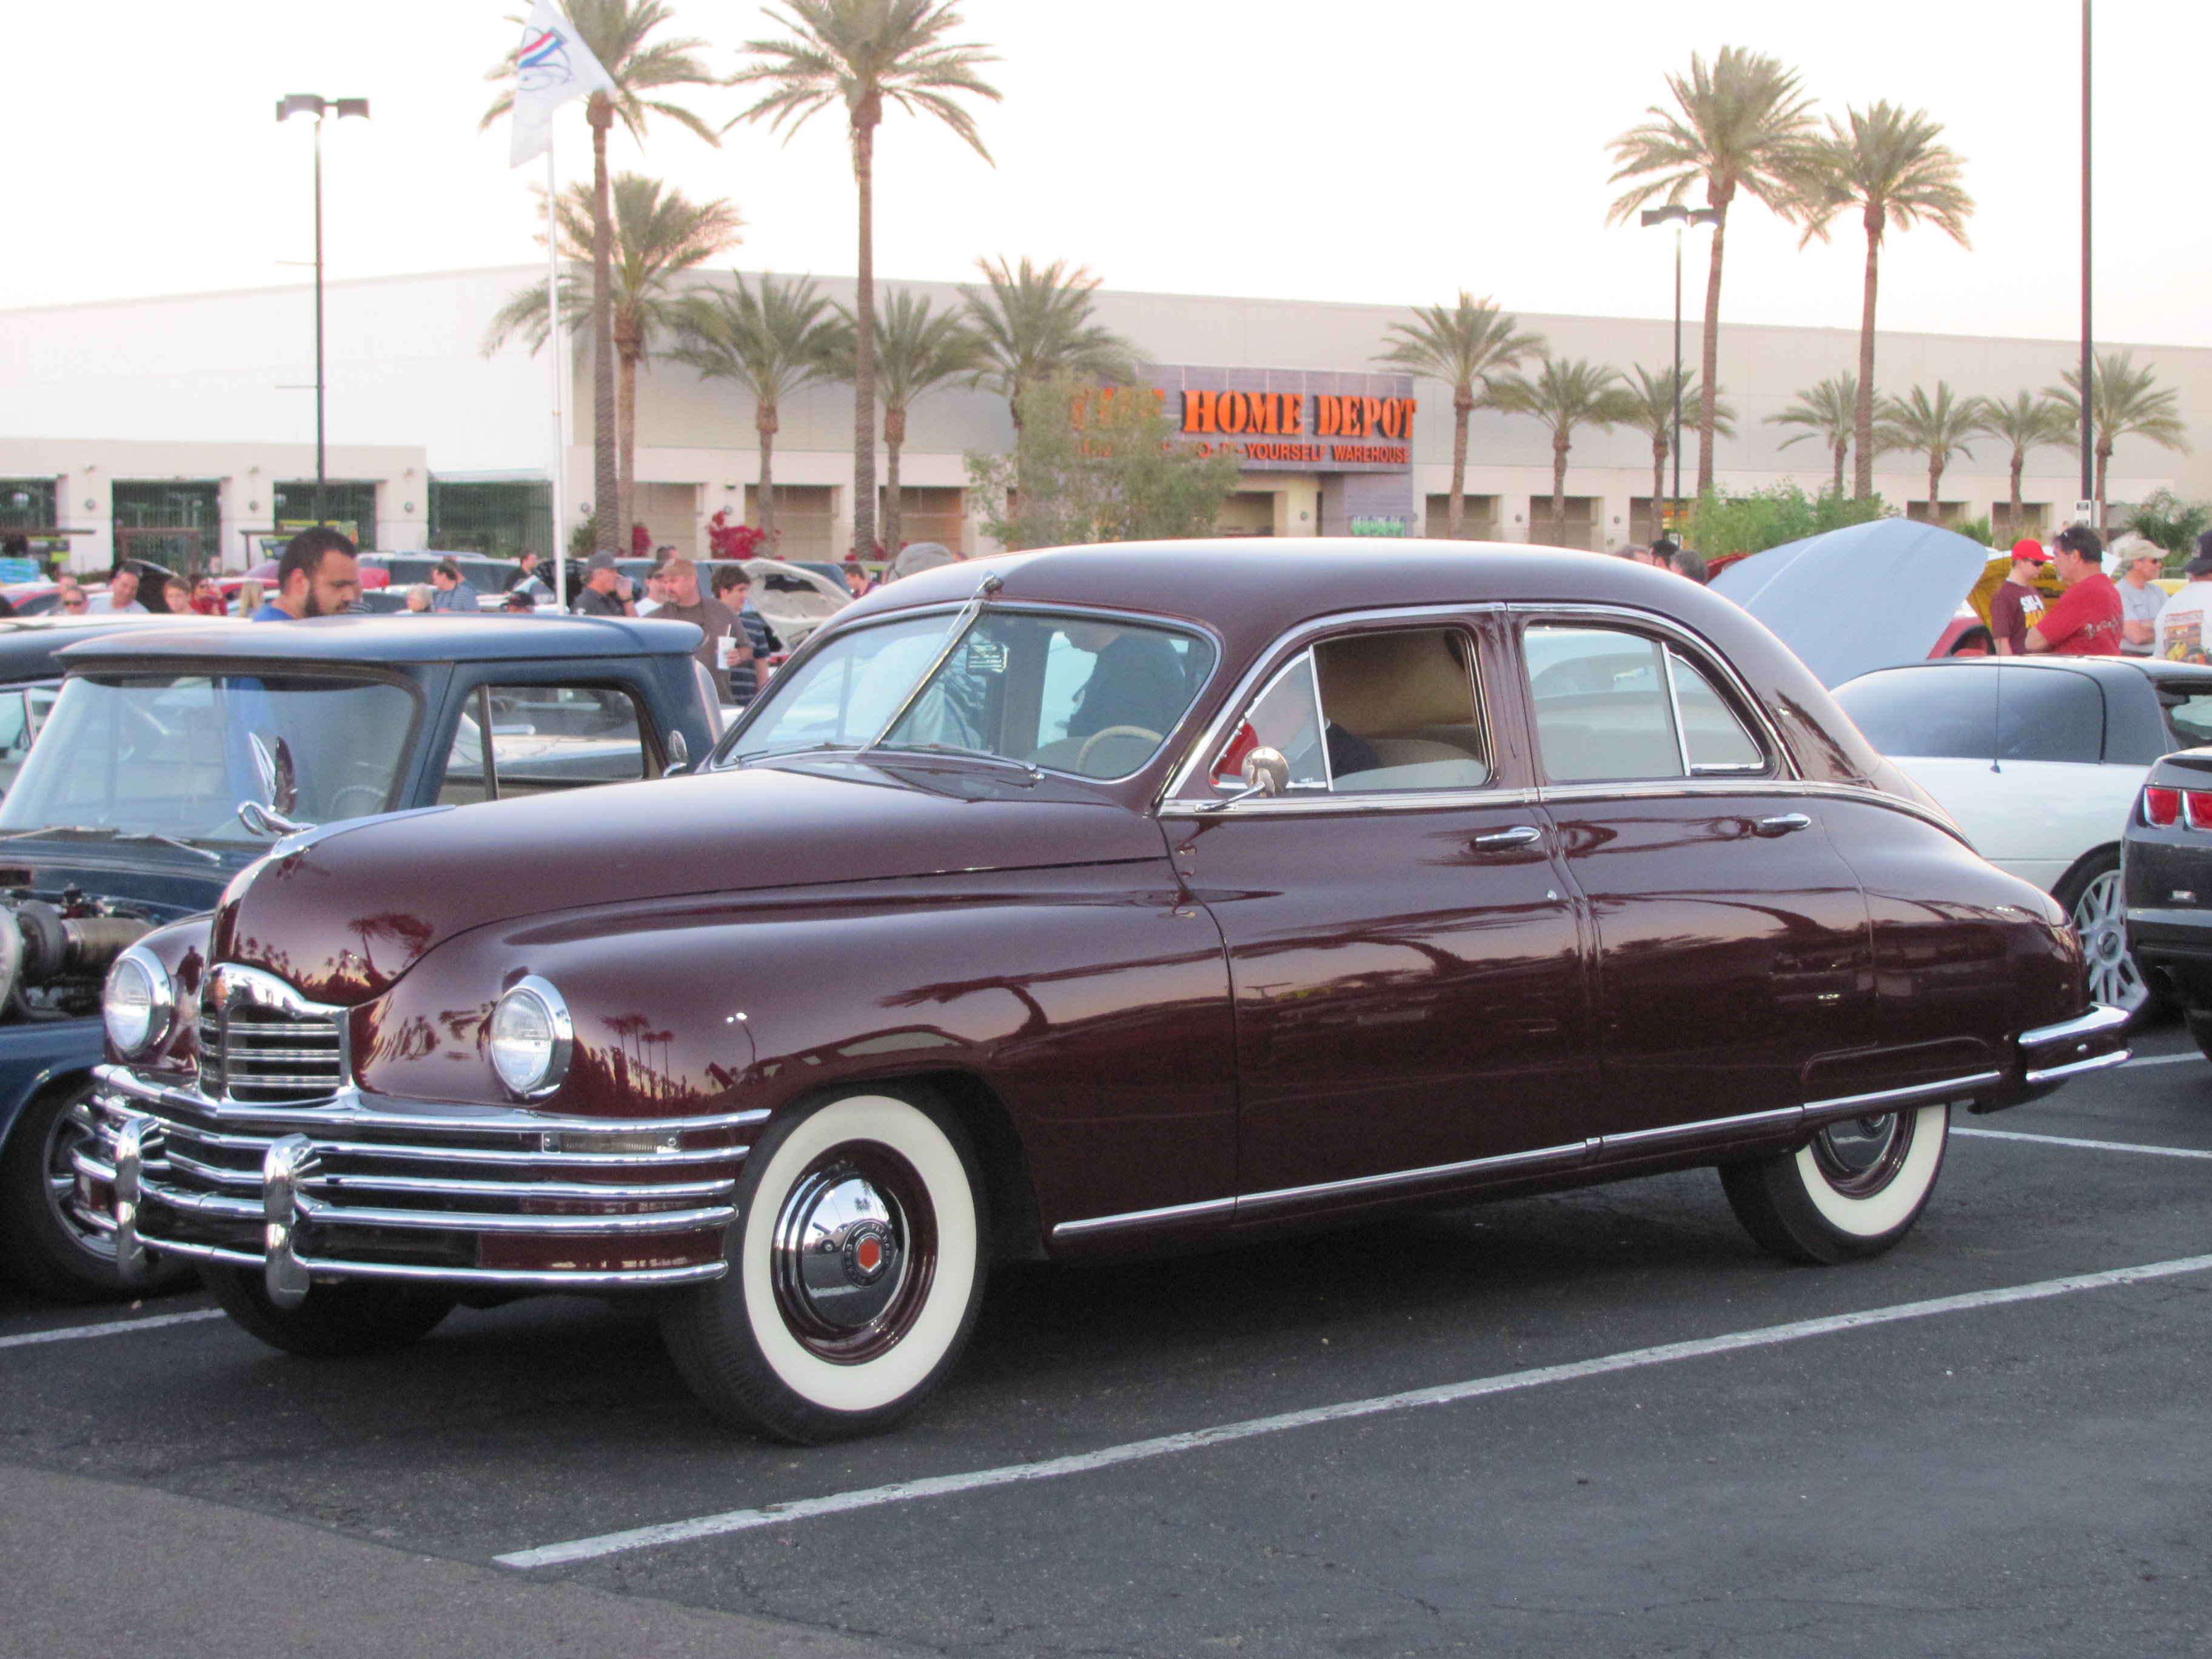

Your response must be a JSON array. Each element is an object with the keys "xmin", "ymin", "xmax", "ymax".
[{"xmin": 86, "ymin": 541, "xmax": 2128, "ymax": 1441}]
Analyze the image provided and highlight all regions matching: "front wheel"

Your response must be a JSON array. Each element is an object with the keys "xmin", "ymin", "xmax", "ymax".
[
  {"xmin": 662, "ymin": 1089, "xmax": 986, "ymax": 1443},
  {"xmin": 0, "ymin": 1082, "xmax": 193, "ymax": 1302},
  {"xmin": 1720, "ymin": 1104, "xmax": 1950, "ymax": 1265},
  {"xmin": 2056, "ymin": 850, "xmax": 2153, "ymax": 1021},
  {"xmin": 203, "ymin": 1265, "xmax": 455, "ymax": 1358}
]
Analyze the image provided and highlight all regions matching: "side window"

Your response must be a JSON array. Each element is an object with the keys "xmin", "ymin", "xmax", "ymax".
[
  {"xmin": 1668, "ymin": 651, "xmax": 1767, "ymax": 774},
  {"xmin": 1210, "ymin": 628, "xmax": 1491, "ymax": 795},
  {"xmin": 2166, "ymin": 691, "xmax": 2212, "ymax": 750},
  {"xmin": 1996, "ymin": 669, "xmax": 2103, "ymax": 763},
  {"xmin": 438, "ymin": 685, "xmax": 648, "ymax": 806},
  {"xmin": 1524, "ymin": 626, "xmax": 1681, "ymax": 782},
  {"xmin": 1833, "ymin": 668, "xmax": 1996, "ymax": 760}
]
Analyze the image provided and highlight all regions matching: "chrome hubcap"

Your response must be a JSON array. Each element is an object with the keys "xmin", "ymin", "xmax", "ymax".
[
  {"xmin": 772, "ymin": 1161, "xmax": 910, "ymax": 1340},
  {"xmin": 1811, "ymin": 1111, "xmax": 1912, "ymax": 1198},
  {"xmin": 2071, "ymin": 869, "xmax": 2147, "ymax": 1013}
]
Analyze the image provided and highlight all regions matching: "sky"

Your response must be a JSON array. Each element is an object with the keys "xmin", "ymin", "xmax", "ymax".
[{"xmin": 7, "ymin": 1, "xmax": 2204, "ymax": 349}]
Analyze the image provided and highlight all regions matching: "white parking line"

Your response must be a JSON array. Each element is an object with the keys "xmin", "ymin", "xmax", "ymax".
[
  {"xmin": 495, "ymin": 1250, "xmax": 2212, "ymax": 1571},
  {"xmin": 2123, "ymin": 1053, "xmax": 2201, "ymax": 1069},
  {"xmin": 0, "ymin": 1308, "xmax": 225, "ymax": 1352},
  {"xmin": 1954, "ymin": 1127, "xmax": 2212, "ymax": 1161}
]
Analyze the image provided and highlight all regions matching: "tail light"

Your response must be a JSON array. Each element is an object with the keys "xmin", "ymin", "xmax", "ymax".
[
  {"xmin": 2187, "ymin": 791, "xmax": 2212, "ymax": 831},
  {"xmin": 2144, "ymin": 787, "xmax": 2181, "ymax": 827}
]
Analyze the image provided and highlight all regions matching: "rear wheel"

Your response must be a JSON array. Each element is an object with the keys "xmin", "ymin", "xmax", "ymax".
[
  {"xmin": 1721, "ymin": 1104, "xmax": 1949, "ymax": 1265},
  {"xmin": 203, "ymin": 1265, "xmax": 455, "ymax": 1358},
  {"xmin": 0, "ymin": 1081, "xmax": 192, "ymax": 1302},
  {"xmin": 2056, "ymin": 849, "xmax": 2152, "ymax": 1020},
  {"xmin": 661, "ymin": 1088, "xmax": 985, "ymax": 1443}
]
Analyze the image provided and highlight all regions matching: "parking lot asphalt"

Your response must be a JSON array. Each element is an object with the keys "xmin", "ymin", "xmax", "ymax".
[{"xmin": 4, "ymin": 1037, "xmax": 2211, "ymax": 1658}]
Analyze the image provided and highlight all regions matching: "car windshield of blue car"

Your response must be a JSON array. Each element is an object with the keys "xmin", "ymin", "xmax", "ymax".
[
  {"xmin": 0, "ymin": 672, "xmax": 418, "ymax": 846},
  {"xmin": 731, "ymin": 609, "xmax": 1217, "ymax": 779}
]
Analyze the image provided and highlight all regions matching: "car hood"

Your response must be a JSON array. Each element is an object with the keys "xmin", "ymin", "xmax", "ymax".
[
  {"xmin": 1710, "ymin": 519, "xmax": 1992, "ymax": 687},
  {"xmin": 215, "ymin": 761, "xmax": 1167, "ymax": 1004}
]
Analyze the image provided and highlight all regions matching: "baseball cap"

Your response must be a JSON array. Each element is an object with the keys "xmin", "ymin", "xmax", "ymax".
[
  {"xmin": 2009, "ymin": 538, "xmax": 2050, "ymax": 565},
  {"xmin": 584, "ymin": 552, "xmax": 617, "ymax": 573}
]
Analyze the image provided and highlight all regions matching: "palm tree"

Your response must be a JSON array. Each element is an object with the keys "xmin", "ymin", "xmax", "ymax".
[
  {"xmin": 1375, "ymin": 293, "xmax": 1545, "ymax": 538},
  {"xmin": 1877, "ymin": 382, "xmax": 1986, "ymax": 521},
  {"xmin": 1607, "ymin": 47, "xmax": 1822, "ymax": 495},
  {"xmin": 1491, "ymin": 358, "xmax": 1639, "ymax": 548},
  {"xmin": 1621, "ymin": 364, "xmax": 1734, "ymax": 532},
  {"xmin": 484, "ymin": 173, "xmax": 742, "ymax": 543},
  {"xmin": 2046, "ymin": 350, "xmax": 2191, "ymax": 526},
  {"xmin": 664, "ymin": 272, "xmax": 838, "ymax": 544},
  {"xmin": 1793, "ymin": 103, "xmax": 1973, "ymax": 498},
  {"xmin": 962, "ymin": 255, "xmax": 1138, "ymax": 432},
  {"xmin": 1766, "ymin": 374, "xmax": 1860, "ymax": 495},
  {"xmin": 483, "ymin": 0, "xmax": 720, "ymax": 556},
  {"xmin": 820, "ymin": 290, "xmax": 986, "ymax": 551},
  {"xmin": 732, "ymin": 0, "xmax": 1000, "ymax": 560},
  {"xmin": 1974, "ymin": 392, "xmax": 2077, "ymax": 534}
]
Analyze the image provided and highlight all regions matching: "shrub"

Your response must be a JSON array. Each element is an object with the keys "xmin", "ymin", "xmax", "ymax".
[{"xmin": 1686, "ymin": 484, "xmax": 1891, "ymax": 560}]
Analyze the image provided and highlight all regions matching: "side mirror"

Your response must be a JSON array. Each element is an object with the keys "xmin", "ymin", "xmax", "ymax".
[
  {"xmin": 239, "ymin": 731, "xmax": 309, "ymax": 837},
  {"xmin": 662, "ymin": 728, "xmax": 691, "ymax": 779},
  {"xmin": 1241, "ymin": 746, "xmax": 1289, "ymax": 799}
]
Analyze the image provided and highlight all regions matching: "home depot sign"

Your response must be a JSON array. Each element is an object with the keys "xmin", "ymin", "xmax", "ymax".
[{"xmin": 1142, "ymin": 364, "xmax": 1418, "ymax": 472}]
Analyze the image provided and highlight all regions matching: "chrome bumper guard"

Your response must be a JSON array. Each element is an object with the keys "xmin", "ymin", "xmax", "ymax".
[
  {"xmin": 2017, "ymin": 1004, "xmax": 2132, "ymax": 1089},
  {"xmin": 84, "ymin": 1064, "xmax": 762, "ymax": 1301}
]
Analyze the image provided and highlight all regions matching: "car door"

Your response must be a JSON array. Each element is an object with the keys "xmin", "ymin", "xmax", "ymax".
[
  {"xmin": 1163, "ymin": 611, "xmax": 1594, "ymax": 1215},
  {"xmin": 1517, "ymin": 614, "xmax": 1876, "ymax": 1147}
]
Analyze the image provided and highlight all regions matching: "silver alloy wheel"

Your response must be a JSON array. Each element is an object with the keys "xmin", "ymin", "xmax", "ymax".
[
  {"xmin": 2071, "ymin": 867, "xmax": 2148, "ymax": 1014},
  {"xmin": 42, "ymin": 1094, "xmax": 121, "ymax": 1269}
]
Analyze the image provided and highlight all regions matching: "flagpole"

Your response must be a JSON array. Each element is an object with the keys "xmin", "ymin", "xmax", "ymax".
[{"xmin": 548, "ymin": 132, "xmax": 568, "ymax": 611}]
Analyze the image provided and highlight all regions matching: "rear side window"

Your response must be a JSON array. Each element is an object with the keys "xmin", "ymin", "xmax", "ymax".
[
  {"xmin": 1523, "ymin": 625, "xmax": 1766, "ymax": 783},
  {"xmin": 1996, "ymin": 670, "xmax": 2103, "ymax": 763},
  {"xmin": 1834, "ymin": 668, "xmax": 1996, "ymax": 760},
  {"xmin": 2167, "ymin": 692, "xmax": 2212, "ymax": 750},
  {"xmin": 439, "ymin": 685, "xmax": 648, "ymax": 805}
]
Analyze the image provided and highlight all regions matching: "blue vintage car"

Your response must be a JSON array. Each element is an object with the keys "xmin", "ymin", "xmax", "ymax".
[{"xmin": 0, "ymin": 614, "xmax": 718, "ymax": 1299}]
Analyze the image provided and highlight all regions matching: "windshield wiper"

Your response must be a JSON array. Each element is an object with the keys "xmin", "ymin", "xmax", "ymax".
[
  {"xmin": 0, "ymin": 824, "xmax": 223, "ymax": 863},
  {"xmin": 863, "ymin": 742, "xmax": 1041, "ymax": 783}
]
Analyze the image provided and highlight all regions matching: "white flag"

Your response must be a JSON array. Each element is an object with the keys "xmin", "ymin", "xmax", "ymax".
[{"xmin": 508, "ymin": 0, "xmax": 617, "ymax": 168}]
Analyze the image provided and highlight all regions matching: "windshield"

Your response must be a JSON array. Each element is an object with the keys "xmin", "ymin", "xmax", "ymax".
[
  {"xmin": 0, "ymin": 673, "xmax": 418, "ymax": 846},
  {"xmin": 729, "ymin": 609, "xmax": 1216, "ymax": 779}
]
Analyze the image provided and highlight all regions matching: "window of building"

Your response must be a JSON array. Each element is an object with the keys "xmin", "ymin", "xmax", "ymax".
[
  {"xmin": 1523, "ymin": 624, "xmax": 1766, "ymax": 783},
  {"xmin": 426, "ymin": 479, "xmax": 551, "ymax": 560},
  {"xmin": 112, "ymin": 481, "xmax": 221, "ymax": 575},
  {"xmin": 0, "ymin": 479, "xmax": 58, "ymax": 533},
  {"xmin": 273, "ymin": 480, "xmax": 378, "ymax": 551},
  {"xmin": 882, "ymin": 486, "xmax": 964, "ymax": 550},
  {"xmin": 1904, "ymin": 501, "xmax": 1972, "ymax": 529},
  {"xmin": 747, "ymin": 484, "xmax": 835, "ymax": 561},
  {"xmin": 1210, "ymin": 627, "xmax": 1491, "ymax": 795},
  {"xmin": 1526, "ymin": 497, "xmax": 1598, "ymax": 551},
  {"xmin": 438, "ymin": 685, "xmax": 648, "ymax": 805},
  {"xmin": 1424, "ymin": 494, "xmax": 1498, "ymax": 540}
]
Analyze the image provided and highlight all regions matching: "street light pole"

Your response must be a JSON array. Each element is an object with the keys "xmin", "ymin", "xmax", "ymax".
[
  {"xmin": 2079, "ymin": 0, "xmax": 2095, "ymax": 519},
  {"xmin": 276, "ymin": 95, "xmax": 369, "ymax": 533},
  {"xmin": 1640, "ymin": 205, "xmax": 1721, "ymax": 537}
]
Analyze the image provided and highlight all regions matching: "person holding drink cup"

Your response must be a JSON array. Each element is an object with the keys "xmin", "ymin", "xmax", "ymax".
[
  {"xmin": 646, "ymin": 555, "xmax": 742, "ymax": 703},
  {"xmin": 709, "ymin": 564, "xmax": 783, "ymax": 705}
]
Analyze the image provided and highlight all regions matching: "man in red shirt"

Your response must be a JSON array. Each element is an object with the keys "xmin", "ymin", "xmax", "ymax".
[
  {"xmin": 1988, "ymin": 538, "xmax": 2049, "ymax": 654},
  {"xmin": 2027, "ymin": 526, "xmax": 2123, "ymax": 655}
]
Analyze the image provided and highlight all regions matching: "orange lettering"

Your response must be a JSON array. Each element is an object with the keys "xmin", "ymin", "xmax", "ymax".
[
  {"xmin": 1249, "ymin": 393, "xmax": 1278, "ymax": 435},
  {"xmin": 1218, "ymin": 392, "xmax": 1247, "ymax": 434},
  {"xmin": 1184, "ymin": 389, "xmax": 1217, "ymax": 434},
  {"xmin": 1316, "ymin": 395, "xmax": 1341, "ymax": 437},
  {"xmin": 1282, "ymin": 394, "xmax": 1305, "ymax": 435},
  {"xmin": 1361, "ymin": 397, "xmax": 1382, "ymax": 437}
]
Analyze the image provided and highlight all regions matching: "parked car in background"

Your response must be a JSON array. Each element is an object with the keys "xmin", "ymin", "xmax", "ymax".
[
  {"xmin": 2123, "ymin": 749, "xmax": 2212, "ymax": 1057},
  {"xmin": 90, "ymin": 541, "xmax": 2122, "ymax": 1440},
  {"xmin": 1833, "ymin": 656, "xmax": 2212, "ymax": 1016},
  {"xmin": 615, "ymin": 556, "xmax": 851, "ymax": 648},
  {"xmin": 362, "ymin": 554, "xmax": 521, "ymax": 605},
  {"xmin": 0, "ymin": 614, "xmax": 227, "ymax": 795},
  {"xmin": 0, "ymin": 614, "xmax": 720, "ymax": 1301}
]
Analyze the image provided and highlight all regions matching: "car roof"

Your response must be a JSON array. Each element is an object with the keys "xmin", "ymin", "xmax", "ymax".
[
  {"xmin": 0, "ymin": 614, "xmax": 227, "ymax": 678},
  {"xmin": 54, "ymin": 613, "xmax": 704, "ymax": 665},
  {"xmin": 1838, "ymin": 655, "xmax": 2212, "ymax": 688}
]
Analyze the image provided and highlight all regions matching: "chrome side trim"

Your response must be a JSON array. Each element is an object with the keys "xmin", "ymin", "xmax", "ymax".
[
  {"xmin": 1048, "ymin": 1196, "xmax": 1236, "ymax": 1241},
  {"xmin": 2026, "ymin": 1050, "xmax": 2132, "ymax": 1088},
  {"xmin": 1595, "ymin": 1105, "xmax": 1803, "ymax": 1155},
  {"xmin": 1160, "ymin": 786, "xmax": 1541, "ymax": 820},
  {"xmin": 1233, "ymin": 1139, "xmax": 1597, "ymax": 1217},
  {"xmin": 1801, "ymin": 1073, "xmax": 2005, "ymax": 1121}
]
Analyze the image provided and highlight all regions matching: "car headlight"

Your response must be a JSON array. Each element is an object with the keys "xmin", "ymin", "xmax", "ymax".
[
  {"xmin": 104, "ymin": 946, "xmax": 175, "ymax": 1059},
  {"xmin": 490, "ymin": 975, "xmax": 573, "ymax": 1099}
]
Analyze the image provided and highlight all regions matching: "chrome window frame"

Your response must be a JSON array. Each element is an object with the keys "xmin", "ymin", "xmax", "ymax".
[
  {"xmin": 711, "ymin": 599, "xmax": 1225, "ymax": 785},
  {"xmin": 1159, "ymin": 603, "xmax": 1506, "ymax": 818}
]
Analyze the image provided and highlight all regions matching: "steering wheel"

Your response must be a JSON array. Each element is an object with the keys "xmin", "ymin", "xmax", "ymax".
[
  {"xmin": 1074, "ymin": 725, "xmax": 1162, "ymax": 770},
  {"xmin": 325, "ymin": 784, "xmax": 389, "ymax": 821}
]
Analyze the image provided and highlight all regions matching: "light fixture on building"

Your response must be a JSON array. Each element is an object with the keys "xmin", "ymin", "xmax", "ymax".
[
  {"xmin": 249, "ymin": 501, "xmax": 260, "ymax": 512},
  {"xmin": 404, "ymin": 502, "xmax": 415, "ymax": 514},
  {"xmin": 83, "ymin": 500, "xmax": 96, "ymax": 511},
  {"xmin": 275, "ymin": 92, "xmax": 370, "ymax": 529},
  {"xmin": 1640, "ymin": 203, "xmax": 1721, "ymax": 523}
]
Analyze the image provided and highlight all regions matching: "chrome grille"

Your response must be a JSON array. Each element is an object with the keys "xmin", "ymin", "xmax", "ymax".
[{"xmin": 199, "ymin": 965, "xmax": 347, "ymax": 1105}]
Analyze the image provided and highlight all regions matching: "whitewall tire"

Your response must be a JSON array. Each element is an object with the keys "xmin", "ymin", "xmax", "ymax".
[
  {"xmin": 662, "ymin": 1089, "xmax": 986, "ymax": 1443},
  {"xmin": 1720, "ymin": 1104, "xmax": 1949, "ymax": 1265}
]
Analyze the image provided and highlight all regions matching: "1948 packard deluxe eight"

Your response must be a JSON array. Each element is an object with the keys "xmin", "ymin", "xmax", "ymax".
[{"xmin": 86, "ymin": 541, "xmax": 2128, "ymax": 1441}]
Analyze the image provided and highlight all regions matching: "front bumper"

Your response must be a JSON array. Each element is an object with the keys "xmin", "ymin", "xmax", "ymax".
[
  {"xmin": 82, "ymin": 1065, "xmax": 759, "ymax": 1302},
  {"xmin": 2013, "ymin": 1004, "xmax": 2132, "ymax": 1097}
]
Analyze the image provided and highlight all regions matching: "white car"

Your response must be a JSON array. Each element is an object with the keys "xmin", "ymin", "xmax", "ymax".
[{"xmin": 1832, "ymin": 655, "xmax": 2212, "ymax": 1015}]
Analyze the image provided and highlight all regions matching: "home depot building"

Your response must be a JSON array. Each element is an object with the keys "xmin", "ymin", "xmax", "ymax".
[{"xmin": 1, "ymin": 264, "xmax": 2204, "ymax": 571}]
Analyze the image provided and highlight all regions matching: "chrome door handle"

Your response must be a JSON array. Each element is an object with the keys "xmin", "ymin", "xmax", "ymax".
[
  {"xmin": 1754, "ymin": 813, "xmax": 1812, "ymax": 837},
  {"xmin": 1471, "ymin": 825, "xmax": 1543, "ymax": 850}
]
